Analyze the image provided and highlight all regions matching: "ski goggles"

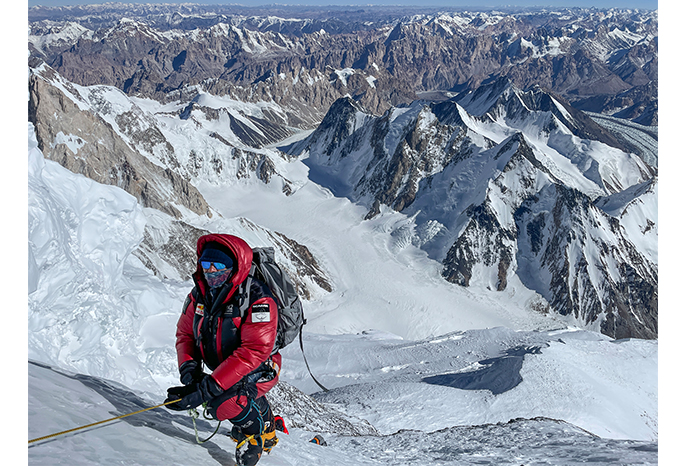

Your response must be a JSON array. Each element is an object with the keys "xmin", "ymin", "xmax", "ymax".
[{"xmin": 200, "ymin": 261, "xmax": 229, "ymax": 270}]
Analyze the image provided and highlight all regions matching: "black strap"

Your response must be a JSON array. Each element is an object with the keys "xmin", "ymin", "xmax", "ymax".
[
  {"xmin": 299, "ymin": 325, "xmax": 329, "ymax": 392},
  {"xmin": 237, "ymin": 265, "xmax": 256, "ymax": 318}
]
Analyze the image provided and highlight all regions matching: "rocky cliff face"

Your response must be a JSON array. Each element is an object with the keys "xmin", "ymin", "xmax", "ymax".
[
  {"xmin": 133, "ymin": 214, "xmax": 332, "ymax": 299},
  {"xmin": 28, "ymin": 63, "xmax": 303, "ymax": 197},
  {"xmin": 441, "ymin": 134, "xmax": 553, "ymax": 292},
  {"xmin": 292, "ymin": 78, "xmax": 657, "ymax": 339},
  {"xmin": 29, "ymin": 7, "xmax": 657, "ymax": 126},
  {"xmin": 514, "ymin": 183, "xmax": 657, "ymax": 339},
  {"xmin": 28, "ymin": 65, "xmax": 211, "ymax": 219}
]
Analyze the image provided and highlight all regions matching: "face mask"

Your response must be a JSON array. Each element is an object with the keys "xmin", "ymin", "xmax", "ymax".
[{"xmin": 204, "ymin": 268, "xmax": 231, "ymax": 288}]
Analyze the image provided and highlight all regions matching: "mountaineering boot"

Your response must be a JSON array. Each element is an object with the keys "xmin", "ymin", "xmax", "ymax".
[
  {"xmin": 231, "ymin": 423, "xmax": 278, "ymax": 465},
  {"xmin": 258, "ymin": 399, "xmax": 278, "ymax": 454},
  {"xmin": 231, "ymin": 425, "xmax": 264, "ymax": 466},
  {"xmin": 228, "ymin": 397, "xmax": 281, "ymax": 465},
  {"xmin": 229, "ymin": 400, "xmax": 264, "ymax": 466}
]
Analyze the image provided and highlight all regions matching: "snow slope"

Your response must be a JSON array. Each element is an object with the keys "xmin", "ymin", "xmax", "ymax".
[
  {"xmin": 27, "ymin": 110, "xmax": 658, "ymax": 464},
  {"xmin": 29, "ymin": 330, "xmax": 658, "ymax": 465}
]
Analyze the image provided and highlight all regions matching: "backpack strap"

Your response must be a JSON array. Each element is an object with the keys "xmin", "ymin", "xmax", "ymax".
[{"xmin": 235, "ymin": 263, "xmax": 256, "ymax": 318}]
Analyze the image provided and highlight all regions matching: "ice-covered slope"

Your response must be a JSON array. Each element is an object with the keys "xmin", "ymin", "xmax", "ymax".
[
  {"xmin": 29, "ymin": 322, "xmax": 658, "ymax": 465},
  {"xmin": 285, "ymin": 326, "xmax": 657, "ymax": 441}
]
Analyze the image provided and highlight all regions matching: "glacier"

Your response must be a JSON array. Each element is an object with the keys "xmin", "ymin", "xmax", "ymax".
[{"xmin": 27, "ymin": 119, "xmax": 658, "ymax": 464}]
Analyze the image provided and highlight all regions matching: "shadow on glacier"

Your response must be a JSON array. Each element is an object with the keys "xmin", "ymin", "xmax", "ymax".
[
  {"xmin": 422, "ymin": 346, "xmax": 543, "ymax": 395},
  {"xmin": 28, "ymin": 361, "xmax": 233, "ymax": 465}
]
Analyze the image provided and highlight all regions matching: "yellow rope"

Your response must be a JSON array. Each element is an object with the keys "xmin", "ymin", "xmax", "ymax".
[{"xmin": 28, "ymin": 398, "xmax": 182, "ymax": 445}]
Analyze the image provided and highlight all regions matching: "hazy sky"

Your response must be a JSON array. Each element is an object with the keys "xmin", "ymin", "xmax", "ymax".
[{"xmin": 27, "ymin": 0, "xmax": 659, "ymax": 10}]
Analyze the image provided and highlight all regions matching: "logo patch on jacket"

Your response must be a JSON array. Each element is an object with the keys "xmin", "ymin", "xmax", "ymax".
[
  {"xmin": 195, "ymin": 304, "xmax": 205, "ymax": 316},
  {"xmin": 251, "ymin": 303, "xmax": 271, "ymax": 323}
]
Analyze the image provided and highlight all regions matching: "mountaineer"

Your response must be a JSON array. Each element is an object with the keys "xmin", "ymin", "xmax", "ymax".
[{"xmin": 165, "ymin": 234, "xmax": 281, "ymax": 466}]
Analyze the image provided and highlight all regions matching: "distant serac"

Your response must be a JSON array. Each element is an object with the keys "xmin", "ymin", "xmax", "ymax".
[{"xmin": 291, "ymin": 78, "xmax": 657, "ymax": 339}]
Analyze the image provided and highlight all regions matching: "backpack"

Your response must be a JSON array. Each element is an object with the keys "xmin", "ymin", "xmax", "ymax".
[
  {"xmin": 237, "ymin": 246, "xmax": 328, "ymax": 391},
  {"xmin": 236, "ymin": 247, "xmax": 306, "ymax": 354}
]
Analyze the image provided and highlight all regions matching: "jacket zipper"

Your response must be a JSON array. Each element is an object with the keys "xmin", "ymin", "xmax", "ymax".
[
  {"xmin": 216, "ymin": 316, "xmax": 224, "ymax": 362},
  {"xmin": 196, "ymin": 315, "xmax": 206, "ymax": 362}
]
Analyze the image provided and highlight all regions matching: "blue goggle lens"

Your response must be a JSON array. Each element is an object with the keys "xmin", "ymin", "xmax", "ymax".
[{"xmin": 201, "ymin": 261, "xmax": 227, "ymax": 270}]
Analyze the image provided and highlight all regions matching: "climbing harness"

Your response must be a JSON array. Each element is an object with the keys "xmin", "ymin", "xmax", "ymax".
[
  {"xmin": 28, "ymin": 398, "xmax": 182, "ymax": 444},
  {"xmin": 189, "ymin": 404, "xmax": 222, "ymax": 444}
]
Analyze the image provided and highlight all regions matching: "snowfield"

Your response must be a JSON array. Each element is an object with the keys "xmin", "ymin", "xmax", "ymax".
[
  {"xmin": 29, "ymin": 357, "xmax": 658, "ymax": 466},
  {"xmin": 27, "ymin": 104, "xmax": 658, "ymax": 466}
]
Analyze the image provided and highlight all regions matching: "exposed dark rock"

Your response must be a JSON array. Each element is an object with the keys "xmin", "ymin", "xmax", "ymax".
[
  {"xmin": 30, "ymin": 7, "xmax": 657, "ymax": 125},
  {"xmin": 514, "ymin": 183, "xmax": 657, "ymax": 339},
  {"xmin": 268, "ymin": 380, "xmax": 378, "ymax": 436},
  {"xmin": 29, "ymin": 69, "xmax": 211, "ymax": 219}
]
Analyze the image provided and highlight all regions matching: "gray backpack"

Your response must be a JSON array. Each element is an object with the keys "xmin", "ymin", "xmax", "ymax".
[
  {"xmin": 236, "ymin": 247, "xmax": 305, "ymax": 353},
  {"xmin": 237, "ymin": 247, "xmax": 328, "ymax": 391}
]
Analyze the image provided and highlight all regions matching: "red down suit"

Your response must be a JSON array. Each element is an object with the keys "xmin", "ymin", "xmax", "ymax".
[{"xmin": 175, "ymin": 234, "xmax": 281, "ymax": 421}]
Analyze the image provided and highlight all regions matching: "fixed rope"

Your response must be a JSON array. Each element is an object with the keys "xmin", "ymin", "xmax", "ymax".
[
  {"xmin": 299, "ymin": 327, "xmax": 330, "ymax": 392},
  {"xmin": 28, "ymin": 398, "xmax": 182, "ymax": 445}
]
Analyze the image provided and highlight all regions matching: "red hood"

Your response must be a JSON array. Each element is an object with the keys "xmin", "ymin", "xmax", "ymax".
[{"xmin": 193, "ymin": 234, "xmax": 253, "ymax": 299}]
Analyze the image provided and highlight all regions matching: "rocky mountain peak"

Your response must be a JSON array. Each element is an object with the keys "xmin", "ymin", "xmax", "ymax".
[
  {"xmin": 28, "ymin": 5, "xmax": 658, "ymax": 341},
  {"xmin": 293, "ymin": 72, "xmax": 657, "ymax": 339}
]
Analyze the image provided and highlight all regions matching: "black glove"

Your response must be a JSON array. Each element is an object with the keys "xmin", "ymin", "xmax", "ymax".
[
  {"xmin": 179, "ymin": 360, "xmax": 204, "ymax": 386},
  {"xmin": 165, "ymin": 383, "xmax": 203, "ymax": 411},
  {"xmin": 165, "ymin": 375, "xmax": 224, "ymax": 411}
]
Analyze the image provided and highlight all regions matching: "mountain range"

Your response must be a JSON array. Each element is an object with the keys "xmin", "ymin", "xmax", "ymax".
[
  {"xmin": 29, "ymin": 4, "xmax": 657, "ymax": 129},
  {"xmin": 28, "ymin": 5, "xmax": 658, "ymax": 340},
  {"xmin": 26, "ymin": 4, "xmax": 660, "ymax": 464},
  {"xmin": 288, "ymin": 75, "xmax": 657, "ymax": 339}
]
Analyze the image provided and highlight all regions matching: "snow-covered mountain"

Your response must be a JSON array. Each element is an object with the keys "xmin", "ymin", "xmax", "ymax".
[
  {"xmin": 289, "ymin": 77, "xmax": 657, "ymax": 339},
  {"xmin": 27, "ymin": 82, "xmax": 657, "ymax": 464},
  {"xmin": 27, "ymin": 5, "xmax": 658, "ymax": 465}
]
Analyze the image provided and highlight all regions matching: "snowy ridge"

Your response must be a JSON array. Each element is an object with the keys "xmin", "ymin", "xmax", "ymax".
[
  {"xmin": 594, "ymin": 178, "xmax": 657, "ymax": 263},
  {"xmin": 28, "ymin": 21, "xmax": 94, "ymax": 53},
  {"xmin": 292, "ymin": 78, "xmax": 657, "ymax": 339},
  {"xmin": 29, "ymin": 360, "xmax": 657, "ymax": 465},
  {"xmin": 29, "ymin": 124, "xmax": 186, "ymax": 393}
]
